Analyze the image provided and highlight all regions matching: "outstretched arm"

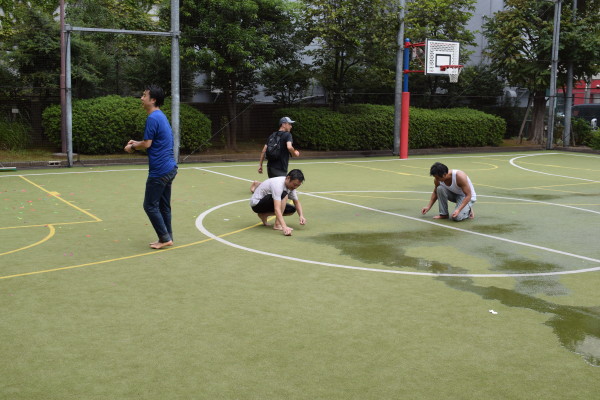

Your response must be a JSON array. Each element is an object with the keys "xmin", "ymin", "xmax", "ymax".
[
  {"xmin": 293, "ymin": 199, "xmax": 306, "ymax": 225},
  {"xmin": 273, "ymin": 199, "xmax": 292, "ymax": 236},
  {"xmin": 421, "ymin": 180, "xmax": 439, "ymax": 215},
  {"xmin": 125, "ymin": 139, "xmax": 152, "ymax": 153},
  {"xmin": 258, "ymin": 144, "xmax": 267, "ymax": 173}
]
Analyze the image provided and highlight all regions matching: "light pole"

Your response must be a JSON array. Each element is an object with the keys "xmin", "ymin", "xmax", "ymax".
[{"xmin": 546, "ymin": 0, "xmax": 562, "ymax": 150}]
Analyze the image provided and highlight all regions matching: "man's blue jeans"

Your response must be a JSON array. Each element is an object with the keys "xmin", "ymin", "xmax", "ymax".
[{"xmin": 143, "ymin": 167, "xmax": 177, "ymax": 243}]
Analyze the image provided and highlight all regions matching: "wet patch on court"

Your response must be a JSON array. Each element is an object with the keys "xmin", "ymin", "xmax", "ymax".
[
  {"xmin": 515, "ymin": 193, "xmax": 562, "ymax": 201},
  {"xmin": 439, "ymin": 275, "xmax": 600, "ymax": 367},
  {"xmin": 315, "ymin": 231, "xmax": 600, "ymax": 366},
  {"xmin": 469, "ymin": 223, "xmax": 521, "ymax": 235},
  {"xmin": 514, "ymin": 276, "xmax": 570, "ymax": 297},
  {"xmin": 484, "ymin": 249, "xmax": 563, "ymax": 274},
  {"xmin": 314, "ymin": 230, "xmax": 569, "ymax": 275},
  {"xmin": 315, "ymin": 231, "xmax": 460, "ymax": 273}
]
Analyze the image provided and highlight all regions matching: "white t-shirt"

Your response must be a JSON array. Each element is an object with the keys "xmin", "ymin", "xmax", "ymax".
[{"xmin": 250, "ymin": 176, "xmax": 299, "ymax": 206}]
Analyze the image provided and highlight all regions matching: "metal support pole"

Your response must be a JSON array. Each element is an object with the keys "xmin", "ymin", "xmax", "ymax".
[
  {"xmin": 563, "ymin": 0, "xmax": 577, "ymax": 147},
  {"xmin": 546, "ymin": 0, "xmax": 562, "ymax": 150},
  {"xmin": 171, "ymin": 0, "xmax": 180, "ymax": 162},
  {"xmin": 60, "ymin": 0, "xmax": 67, "ymax": 154},
  {"xmin": 399, "ymin": 39, "xmax": 411, "ymax": 159},
  {"xmin": 65, "ymin": 27, "xmax": 73, "ymax": 167},
  {"xmin": 393, "ymin": 0, "xmax": 406, "ymax": 156}
]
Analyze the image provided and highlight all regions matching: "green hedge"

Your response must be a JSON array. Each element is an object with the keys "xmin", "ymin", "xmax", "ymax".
[
  {"xmin": 0, "ymin": 119, "xmax": 30, "ymax": 150},
  {"xmin": 588, "ymin": 131, "xmax": 600, "ymax": 150},
  {"xmin": 277, "ymin": 105, "xmax": 505, "ymax": 151},
  {"xmin": 42, "ymin": 96, "xmax": 211, "ymax": 154}
]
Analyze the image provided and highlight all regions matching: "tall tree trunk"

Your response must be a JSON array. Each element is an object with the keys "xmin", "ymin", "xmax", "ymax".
[
  {"xmin": 225, "ymin": 89, "xmax": 238, "ymax": 151},
  {"xmin": 331, "ymin": 52, "xmax": 342, "ymax": 111},
  {"xmin": 518, "ymin": 95, "xmax": 533, "ymax": 143},
  {"xmin": 529, "ymin": 91, "xmax": 547, "ymax": 144}
]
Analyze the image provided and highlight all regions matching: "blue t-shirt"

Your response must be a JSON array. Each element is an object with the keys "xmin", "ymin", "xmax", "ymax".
[{"xmin": 143, "ymin": 109, "xmax": 177, "ymax": 177}]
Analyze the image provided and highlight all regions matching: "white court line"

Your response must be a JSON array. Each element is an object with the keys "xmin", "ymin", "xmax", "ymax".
[
  {"xmin": 196, "ymin": 161, "xmax": 600, "ymax": 278},
  {"xmin": 190, "ymin": 152, "xmax": 552, "ymax": 170},
  {"xmin": 0, "ymin": 165, "xmax": 232, "ymax": 178},
  {"xmin": 509, "ymin": 153, "xmax": 600, "ymax": 183},
  {"xmin": 195, "ymin": 185, "xmax": 600, "ymax": 278},
  {"xmin": 0, "ymin": 151, "xmax": 579, "ymax": 178}
]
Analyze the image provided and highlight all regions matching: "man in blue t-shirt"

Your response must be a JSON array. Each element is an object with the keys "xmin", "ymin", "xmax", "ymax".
[{"xmin": 125, "ymin": 85, "xmax": 178, "ymax": 249}]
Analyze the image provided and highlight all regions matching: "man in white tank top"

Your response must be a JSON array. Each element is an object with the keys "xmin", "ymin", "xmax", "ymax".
[{"xmin": 421, "ymin": 162, "xmax": 476, "ymax": 221}]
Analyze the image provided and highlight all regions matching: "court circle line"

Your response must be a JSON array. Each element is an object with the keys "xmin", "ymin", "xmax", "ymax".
[
  {"xmin": 509, "ymin": 153, "xmax": 600, "ymax": 183},
  {"xmin": 195, "ymin": 192, "xmax": 600, "ymax": 278},
  {"xmin": 0, "ymin": 224, "xmax": 56, "ymax": 257}
]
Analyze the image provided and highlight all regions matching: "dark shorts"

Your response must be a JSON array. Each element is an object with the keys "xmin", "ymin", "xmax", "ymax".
[
  {"xmin": 267, "ymin": 166, "xmax": 287, "ymax": 178},
  {"xmin": 251, "ymin": 194, "xmax": 297, "ymax": 215}
]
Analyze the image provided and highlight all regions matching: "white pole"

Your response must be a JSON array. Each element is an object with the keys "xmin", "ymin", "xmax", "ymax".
[{"xmin": 65, "ymin": 27, "xmax": 73, "ymax": 167}]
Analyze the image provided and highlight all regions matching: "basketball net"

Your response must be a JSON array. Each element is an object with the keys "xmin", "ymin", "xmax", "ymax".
[
  {"xmin": 439, "ymin": 65, "xmax": 463, "ymax": 83},
  {"xmin": 447, "ymin": 66, "xmax": 461, "ymax": 83}
]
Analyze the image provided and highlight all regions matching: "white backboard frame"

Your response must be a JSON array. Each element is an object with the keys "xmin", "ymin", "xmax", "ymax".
[{"xmin": 425, "ymin": 39, "xmax": 460, "ymax": 75}]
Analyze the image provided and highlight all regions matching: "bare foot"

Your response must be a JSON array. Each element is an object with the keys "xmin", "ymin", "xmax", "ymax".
[
  {"xmin": 273, "ymin": 225, "xmax": 293, "ymax": 231},
  {"xmin": 250, "ymin": 180, "xmax": 260, "ymax": 193},
  {"xmin": 258, "ymin": 214, "xmax": 272, "ymax": 226},
  {"xmin": 433, "ymin": 215, "xmax": 449, "ymax": 219},
  {"xmin": 150, "ymin": 240, "xmax": 173, "ymax": 249}
]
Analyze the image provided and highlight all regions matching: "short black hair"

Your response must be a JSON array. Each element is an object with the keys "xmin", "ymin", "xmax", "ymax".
[
  {"xmin": 287, "ymin": 169, "xmax": 305, "ymax": 182},
  {"xmin": 145, "ymin": 84, "xmax": 165, "ymax": 107},
  {"xmin": 429, "ymin": 162, "xmax": 448, "ymax": 177}
]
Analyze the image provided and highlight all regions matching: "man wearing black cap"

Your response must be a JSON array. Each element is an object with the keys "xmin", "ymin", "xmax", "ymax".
[{"xmin": 250, "ymin": 116, "xmax": 300, "ymax": 193}]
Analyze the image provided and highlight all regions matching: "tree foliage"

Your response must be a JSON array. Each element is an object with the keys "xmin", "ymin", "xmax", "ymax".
[
  {"xmin": 301, "ymin": 0, "xmax": 400, "ymax": 110},
  {"xmin": 0, "ymin": 3, "xmax": 61, "ymax": 97},
  {"xmin": 483, "ymin": 0, "xmax": 600, "ymax": 143},
  {"xmin": 404, "ymin": 0, "xmax": 477, "ymax": 47},
  {"xmin": 0, "ymin": 0, "xmax": 170, "ymax": 100},
  {"xmin": 402, "ymin": 0, "xmax": 477, "ymax": 106},
  {"xmin": 178, "ymin": 0, "xmax": 296, "ymax": 149},
  {"xmin": 302, "ymin": 0, "xmax": 478, "ymax": 109},
  {"xmin": 260, "ymin": 59, "xmax": 313, "ymax": 105}
]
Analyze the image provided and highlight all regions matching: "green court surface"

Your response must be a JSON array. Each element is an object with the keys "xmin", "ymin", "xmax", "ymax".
[{"xmin": 1, "ymin": 151, "xmax": 600, "ymax": 399}]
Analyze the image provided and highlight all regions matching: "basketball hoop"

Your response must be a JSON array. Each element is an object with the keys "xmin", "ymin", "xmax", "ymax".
[{"xmin": 440, "ymin": 65, "xmax": 463, "ymax": 83}]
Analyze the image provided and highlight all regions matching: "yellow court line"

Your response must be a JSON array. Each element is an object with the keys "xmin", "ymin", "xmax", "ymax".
[
  {"xmin": 19, "ymin": 175, "xmax": 102, "ymax": 222},
  {"xmin": 470, "ymin": 162, "xmax": 499, "ymax": 171},
  {"xmin": 0, "ymin": 220, "xmax": 100, "ymax": 231},
  {"xmin": 330, "ymin": 193, "xmax": 424, "ymax": 201},
  {"xmin": 477, "ymin": 181, "xmax": 598, "ymax": 192},
  {"xmin": 337, "ymin": 162, "xmax": 421, "ymax": 177},
  {"xmin": 0, "ymin": 224, "xmax": 56, "ymax": 257},
  {"xmin": 0, "ymin": 222, "xmax": 263, "ymax": 281}
]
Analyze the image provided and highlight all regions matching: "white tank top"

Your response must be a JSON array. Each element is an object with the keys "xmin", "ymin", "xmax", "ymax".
[{"xmin": 440, "ymin": 170, "xmax": 476, "ymax": 201}]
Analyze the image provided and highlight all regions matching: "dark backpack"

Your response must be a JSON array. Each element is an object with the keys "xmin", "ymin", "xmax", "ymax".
[{"xmin": 265, "ymin": 131, "xmax": 284, "ymax": 161}]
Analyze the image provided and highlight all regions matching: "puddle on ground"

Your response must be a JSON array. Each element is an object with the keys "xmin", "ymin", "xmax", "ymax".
[
  {"xmin": 469, "ymin": 223, "xmax": 521, "ymax": 235},
  {"xmin": 317, "ymin": 231, "xmax": 457, "ymax": 273},
  {"xmin": 313, "ymin": 231, "xmax": 600, "ymax": 366},
  {"xmin": 441, "ymin": 275, "xmax": 600, "ymax": 367},
  {"xmin": 516, "ymin": 193, "xmax": 562, "ymax": 201}
]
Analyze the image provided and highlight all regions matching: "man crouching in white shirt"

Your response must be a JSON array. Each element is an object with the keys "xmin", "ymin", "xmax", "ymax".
[{"xmin": 249, "ymin": 169, "xmax": 306, "ymax": 236}]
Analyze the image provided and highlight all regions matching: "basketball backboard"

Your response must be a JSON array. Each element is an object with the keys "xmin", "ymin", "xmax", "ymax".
[{"xmin": 425, "ymin": 39, "xmax": 460, "ymax": 76}]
